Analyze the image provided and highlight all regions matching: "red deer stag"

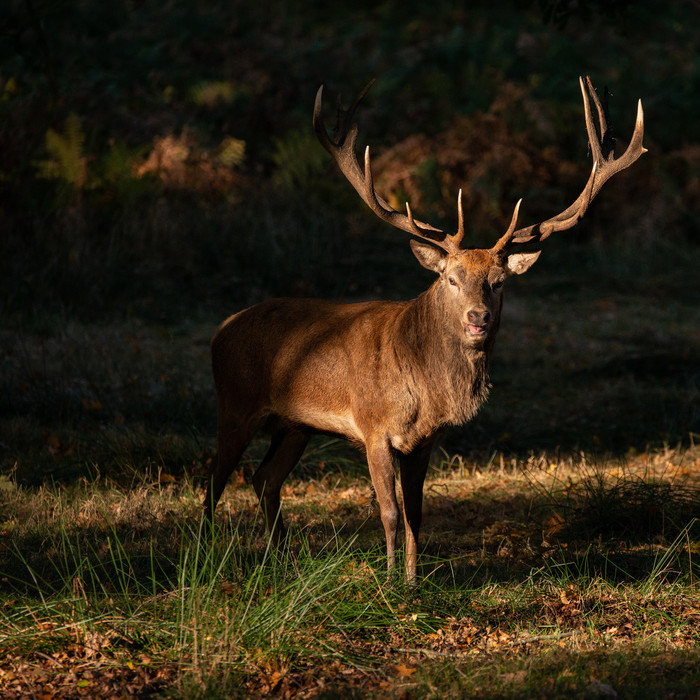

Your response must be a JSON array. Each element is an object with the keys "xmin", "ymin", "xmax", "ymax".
[{"xmin": 205, "ymin": 77, "xmax": 645, "ymax": 582}]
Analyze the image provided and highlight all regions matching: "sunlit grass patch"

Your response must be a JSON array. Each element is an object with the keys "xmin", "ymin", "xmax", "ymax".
[{"xmin": 1, "ymin": 443, "xmax": 698, "ymax": 697}]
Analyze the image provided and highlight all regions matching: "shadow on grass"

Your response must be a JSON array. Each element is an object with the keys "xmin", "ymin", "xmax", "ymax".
[
  {"xmin": 2, "ymin": 463, "xmax": 697, "ymax": 602},
  {"xmin": 410, "ymin": 646, "xmax": 700, "ymax": 700}
]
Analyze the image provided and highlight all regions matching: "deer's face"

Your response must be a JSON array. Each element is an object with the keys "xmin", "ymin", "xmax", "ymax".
[
  {"xmin": 410, "ymin": 240, "xmax": 541, "ymax": 346},
  {"xmin": 443, "ymin": 250, "xmax": 507, "ymax": 345}
]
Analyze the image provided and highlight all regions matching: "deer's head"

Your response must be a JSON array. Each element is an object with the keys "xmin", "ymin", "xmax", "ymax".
[{"xmin": 409, "ymin": 235, "xmax": 539, "ymax": 346}]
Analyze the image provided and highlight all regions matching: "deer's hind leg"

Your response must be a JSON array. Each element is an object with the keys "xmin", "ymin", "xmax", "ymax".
[
  {"xmin": 252, "ymin": 426, "xmax": 310, "ymax": 543},
  {"xmin": 204, "ymin": 412, "xmax": 257, "ymax": 522}
]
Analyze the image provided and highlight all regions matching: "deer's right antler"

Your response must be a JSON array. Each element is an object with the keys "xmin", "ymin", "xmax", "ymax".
[
  {"xmin": 490, "ymin": 76, "xmax": 646, "ymax": 257},
  {"xmin": 313, "ymin": 81, "xmax": 460, "ymax": 250}
]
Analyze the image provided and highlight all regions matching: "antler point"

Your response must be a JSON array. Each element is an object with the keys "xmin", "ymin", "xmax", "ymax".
[
  {"xmin": 313, "ymin": 85, "xmax": 324, "ymax": 113},
  {"xmin": 504, "ymin": 198, "xmax": 522, "ymax": 238}
]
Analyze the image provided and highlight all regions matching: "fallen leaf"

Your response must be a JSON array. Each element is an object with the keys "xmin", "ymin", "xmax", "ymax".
[
  {"xmin": 230, "ymin": 469, "xmax": 245, "ymax": 487},
  {"xmin": 544, "ymin": 513, "xmax": 566, "ymax": 537},
  {"xmin": 395, "ymin": 663, "xmax": 416, "ymax": 678},
  {"xmin": 46, "ymin": 434, "xmax": 76, "ymax": 457},
  {"xmin": 503, "ymin": 670, "xmax": 527, "ymax": 684}
]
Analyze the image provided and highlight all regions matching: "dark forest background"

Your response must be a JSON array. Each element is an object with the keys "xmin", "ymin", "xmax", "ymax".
[
  {"xmin": 1, "ymin": 0, "xmax": 698, "ymax": 321},
  {"xmin": 1, "ymin": 0, "xmax": 699, "ymax": 473}
]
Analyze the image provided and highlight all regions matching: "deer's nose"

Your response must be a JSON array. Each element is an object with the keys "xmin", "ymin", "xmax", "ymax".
[{"xmin": 467, "ymin": 309, "xmax": 491, "ymax": 326}]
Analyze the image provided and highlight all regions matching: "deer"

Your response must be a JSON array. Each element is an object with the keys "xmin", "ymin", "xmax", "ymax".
[{"xmin": 204, "ymin": 77, "xmax": 645, "ymax": 583}]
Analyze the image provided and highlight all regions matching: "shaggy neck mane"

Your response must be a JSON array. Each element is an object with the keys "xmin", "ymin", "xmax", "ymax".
[{"xmin": 395, "ymin": 282, "xmax": 491, "ymax": 426}]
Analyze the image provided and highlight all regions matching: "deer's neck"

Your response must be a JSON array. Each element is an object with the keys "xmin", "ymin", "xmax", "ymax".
[{"xmin": 397, "ymin": 285, "xmax": 491, "ymax": 426}]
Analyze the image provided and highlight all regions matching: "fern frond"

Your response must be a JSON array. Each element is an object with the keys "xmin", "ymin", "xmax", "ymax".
[{"xmin": 40, "ymin": 113, "xmax": 87, "ymax": 187}]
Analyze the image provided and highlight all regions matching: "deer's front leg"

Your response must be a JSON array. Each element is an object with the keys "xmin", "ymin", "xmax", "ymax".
[
  {"xmin": 398, "ymin": 442, "xmax": 432, "ymax": 584},
  {"xmin": 366, "ymin": 440, "xmax": 399, "ymax": 573}
]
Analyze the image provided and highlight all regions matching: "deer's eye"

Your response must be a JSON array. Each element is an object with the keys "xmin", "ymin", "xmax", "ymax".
[
  {"xmin": 491, "ymin": 280, "xmax": 504, "ymax": 292},
  {"xmin": 448, "ymin": 276, "xmax": 458, "ymax": 287}
]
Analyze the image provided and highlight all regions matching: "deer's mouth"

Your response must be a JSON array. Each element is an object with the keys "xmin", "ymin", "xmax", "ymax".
[{"xmin": 465, "ymin": 323, "xmax": 488, "ymax": 336}]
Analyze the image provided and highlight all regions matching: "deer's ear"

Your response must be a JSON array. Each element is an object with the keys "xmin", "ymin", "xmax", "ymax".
[
  {"xmin": 505, "ymin": 250, "xmax": 541, "ymax": 276},
  {"xmin": 410, "ymin": 239, "xmax": 448, "ymax": 273}
]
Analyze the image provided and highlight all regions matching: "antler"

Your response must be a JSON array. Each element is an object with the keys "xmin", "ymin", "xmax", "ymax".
[
  {"xmin": 490, "ymin": 76, "xmax": 646, "ymax": 257},
  {"xmin": 314, "ymin": 82, "xmax": 469, "ymax": 253}
]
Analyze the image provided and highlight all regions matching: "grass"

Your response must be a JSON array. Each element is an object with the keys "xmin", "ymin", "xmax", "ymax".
[{"xmin": 0, "ymin": 448, "xmax": 698, "ymax": 698}]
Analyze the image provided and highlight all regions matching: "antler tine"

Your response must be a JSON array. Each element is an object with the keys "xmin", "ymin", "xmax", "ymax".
[
  {"xmin": 582, "ymin": 77, "xmax": 618, "ymax": 164},
  {"xmin": 490, "ymin": 198, "xmax": 523, "ymax": 256},
  {"xmin": 405, "ymin": 200, "xmax": 435, "ymax": 239},
  {"xmin": 313, "ymin": 82, "xmax": 448, "ymax": 246},
  {"xmin": 313, "ymin": 80, "xmax": 374, "ymax": 152},
  {"xmin": 492, "ymin": 76, "xmax": 646, "ymax": 254},
  {"xmin": 449, "ymin": 189, "xmax": 466, "ymax": 248}
]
